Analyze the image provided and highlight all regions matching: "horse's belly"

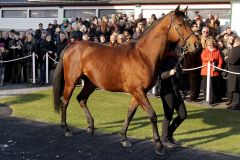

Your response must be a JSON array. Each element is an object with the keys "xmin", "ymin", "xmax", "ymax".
[{"xmin": 85, "ymin": 73, "xmax": 125, "ymax": 92}]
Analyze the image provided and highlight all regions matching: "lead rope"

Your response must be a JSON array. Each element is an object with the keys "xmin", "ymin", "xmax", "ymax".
[{"xmin": 171, "ymin": 50, "xmax": 186, "ymax": 101}]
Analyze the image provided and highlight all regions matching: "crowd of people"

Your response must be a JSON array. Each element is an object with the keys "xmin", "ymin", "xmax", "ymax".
[{"xmin": 0, "ymin": 11, "xmax": 240, "ymax": 110}]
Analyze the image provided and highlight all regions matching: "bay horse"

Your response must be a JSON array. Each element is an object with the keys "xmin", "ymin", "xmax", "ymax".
[{"xmin": 53, "ymin": 5, "xmax": 200, "ymax": 156}]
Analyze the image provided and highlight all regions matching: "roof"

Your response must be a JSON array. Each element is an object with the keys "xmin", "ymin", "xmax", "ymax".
[{"xmin": 0, "ymin": 0, "xmax": 231, "ymax": 7}]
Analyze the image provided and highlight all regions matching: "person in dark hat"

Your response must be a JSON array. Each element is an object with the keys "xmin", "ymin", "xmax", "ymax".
[
  {"xmin": 60, "ymin": 18, "xmax": 69, "ymax": 32},
  {"xmin": 46, "ymin": 23, "xmax": 54, "ymax": 37},
  {"xmin": 35, "ymin": 23, "xmax": 44, "ymax": 41}
]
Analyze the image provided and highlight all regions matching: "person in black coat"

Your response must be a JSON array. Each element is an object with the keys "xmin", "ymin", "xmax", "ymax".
[
  {"xmin": 22, "ymin": 34, "xmax": 38, "ymax": 83},
  {"xmin": 8, "ymin": 32, "xmax": 23, "ymax": 83},
  {"xmin": 225, "ymin": 37, "xmax": 240, "ymax": 110},
  {"xmin": 35, "ymin": 23, "xmax": 44, "ymax": 41},
  {"xmin": 159, "ymin": 50, "xmax": 187, "ymax": 148},
  {"xmin": 56, "ymin": 31, "xmax": 68, "ymax": 61},
  {"xmin": 39, "ymin": 34, "xmax": 55, "ymax": 85},
  {"xmin": 0, "ymin": 46, "xmax": 8, "ymax": 86}
]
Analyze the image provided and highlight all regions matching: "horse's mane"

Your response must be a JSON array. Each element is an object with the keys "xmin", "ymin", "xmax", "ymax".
[{"xmin": 136, "ymin": 15, "xmax": 165, "ymax": 40}]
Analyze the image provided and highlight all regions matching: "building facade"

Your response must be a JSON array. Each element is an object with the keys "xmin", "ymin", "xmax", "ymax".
[{"xmin": 0, "ymin": 0, "xmax": 238, "ymax": 35}]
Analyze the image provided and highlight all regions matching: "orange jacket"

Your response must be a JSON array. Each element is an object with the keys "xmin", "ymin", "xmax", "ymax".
[{"xmin": 201, "ymin": 48, "xmax": 223, "ymax": 76}]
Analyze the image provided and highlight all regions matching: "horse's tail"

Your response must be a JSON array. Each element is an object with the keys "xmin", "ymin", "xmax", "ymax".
[{"xmin": 53, "ymin": 52, "xmax": 65, "ymax": 113}]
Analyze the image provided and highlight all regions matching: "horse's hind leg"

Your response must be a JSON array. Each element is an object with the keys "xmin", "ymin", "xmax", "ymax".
[
  {"xmin": 76, "ymin": 79, "xmax": 96, "ymax": 135},
  {"xmin": 120, "ymin": 97, "xmax": 139, "ymax": 147},
  {"xmin": 61, "ymin": 81, "xmax": 76, "ymax": 136}
]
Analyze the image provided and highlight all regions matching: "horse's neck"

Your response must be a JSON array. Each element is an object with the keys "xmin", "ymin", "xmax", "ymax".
[{"xmin": 136, "ymin": 18, "xmax": 169, "ymax": 68}]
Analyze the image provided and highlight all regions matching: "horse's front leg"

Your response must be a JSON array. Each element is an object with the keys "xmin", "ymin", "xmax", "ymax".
[
  {"xmin": 134, "ymin": 89, "xmax": 165, "ymax": 156},
  {"xmin": 120, "ymin": 97, "xmax": 139, "ymax": 147}
]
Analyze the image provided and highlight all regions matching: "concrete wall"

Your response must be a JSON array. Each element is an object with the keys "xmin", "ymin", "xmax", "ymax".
[{"xmin": 231, "ymin": 0, "xmax": 240, "ymax": 36}]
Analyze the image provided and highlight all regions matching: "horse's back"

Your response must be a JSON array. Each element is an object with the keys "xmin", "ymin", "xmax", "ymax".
[{"xmin": 62, "ymin": 41, "xmax": 133, "ymax": 91}]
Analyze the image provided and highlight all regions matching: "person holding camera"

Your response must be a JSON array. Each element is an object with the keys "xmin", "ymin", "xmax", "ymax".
[{"xmin": 201, "ymin": 38, "xmax": 223, "ymax": 105}]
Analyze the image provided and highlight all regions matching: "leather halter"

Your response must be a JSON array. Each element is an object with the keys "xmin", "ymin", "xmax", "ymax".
[{"xmin": 168, "ymin": 12, "xmax": 195, "ymax": 51}]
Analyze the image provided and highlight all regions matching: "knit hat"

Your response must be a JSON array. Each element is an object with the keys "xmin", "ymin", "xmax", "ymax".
[{"xmin": 63, "ymin": 18, "xmax": 69, "ymax": 23}]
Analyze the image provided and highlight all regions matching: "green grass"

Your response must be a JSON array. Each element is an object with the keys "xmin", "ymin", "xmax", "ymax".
[{"xmin": 0, "ymin": 88, "xmax": 240, "ymax": 155}]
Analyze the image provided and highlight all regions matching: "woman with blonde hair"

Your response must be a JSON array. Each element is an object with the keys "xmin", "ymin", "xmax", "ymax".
[
  {"xmin": 201, "ymin": 38, "xmax": 223, "ymax": 105},
  {"xmin": 22, "ymin": 34, "xmax": 38, "ymax": 83},
  {"xmin": 109, "ymin": 34, "xmax": 118, "ymax": 47}
]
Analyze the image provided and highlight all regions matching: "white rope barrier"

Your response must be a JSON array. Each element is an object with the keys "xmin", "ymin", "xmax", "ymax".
[
  {"xmin": 48, "ymin": 55, "xmax": 59, "ymax": 64},
  {"xmin": 0, "ymin": 55, "xmax": 32, "ymax": 63},
  {"xmin": 212, "ymin": 64, "xmax": 240, "ymax": 75},
  {"xmin": 182, "ymin": 65, "xmax": 206, "ymax": 71}
]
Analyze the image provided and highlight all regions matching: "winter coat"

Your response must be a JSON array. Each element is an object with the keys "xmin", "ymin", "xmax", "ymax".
[
  {"xmin": 0, "ymin": 51, "xmax": 7, "ymax": 68},
  {"xmin": 39, "ymin": 40, "xmax": 55, "ymax": 62},
  {"xmin": 8, "ymin": 39, "xmax": 23, "ymax": 59},
  {"xmin": 56, "ymin": 38, "xmax": 68, "ymax": 58},
  {"xmin": 200, "ymin": 47, "xmax": 223, "ymax": 77},
  {"xmin": 159, "ymin": 53, "xmax": 182, "ymax": 95},
  {"xmin": 23, "ymin": 41, "xmax": 38, "ymax": 63},
  {"xmin": 226, "ymin": 46, "xmax": 240, "ymax": 92}
]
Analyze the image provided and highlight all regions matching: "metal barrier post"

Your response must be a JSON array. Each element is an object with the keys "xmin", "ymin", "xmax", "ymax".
[
  {"xmin": 46, "ymin": 52, "xmax": 49, "ymax": 84},
  {"xmin": 32, "ymin": 52, "xmax": 36, "ymax": 84},
  {"xmin": 152, "ymin": 86, "xmax": 156, "ymax": 95},
  {"xmin": 206, "ymin": 61, "xmax": 211, "ymax": 103}
]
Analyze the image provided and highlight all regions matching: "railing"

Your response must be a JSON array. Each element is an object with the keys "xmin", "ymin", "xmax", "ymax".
[{"xmin": 151, "ymin": 61, "xmax": 240, "ymax": 104}]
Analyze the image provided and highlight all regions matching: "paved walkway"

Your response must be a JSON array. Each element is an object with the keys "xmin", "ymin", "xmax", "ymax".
[{"xmin": 0, "ymin": 84, "xmax": 239, "ymax": 160}]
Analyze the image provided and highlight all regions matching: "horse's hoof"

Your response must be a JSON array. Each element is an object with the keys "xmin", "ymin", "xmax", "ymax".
[
  {"xmin": 155, "ymin": 146, "xmax": 165, "ymax": 156},
  {"xmin": 65, "ymin": 131, "xmax": 73, "ymax": 137},
  {"xmin": 121, "ymin": 140, "xmax": 132, "ymax": 147},
  {"xmin": 86, "ymin": 128, "xmax": 94, "ymax": 135}
]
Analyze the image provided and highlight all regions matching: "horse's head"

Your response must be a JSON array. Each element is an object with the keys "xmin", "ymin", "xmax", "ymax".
[{"xmin": 167, "ymin": 5, "xmax": 201, "ymax": 53}]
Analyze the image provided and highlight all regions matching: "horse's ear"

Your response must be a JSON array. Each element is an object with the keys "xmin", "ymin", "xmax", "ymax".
[{"xmin": 175, "ymin": 4, "xmax": 180, "ymax": 14}]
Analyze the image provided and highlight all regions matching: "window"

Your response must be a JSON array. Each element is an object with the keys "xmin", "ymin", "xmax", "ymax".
[
  {"xmin": 187, "ymin": 9, "xmax": 231, "ymax": 20},
  {"xmin": 98, "ymin": 9, "xmax": 134, "ymax": 18},
  {"xmin": 2, "ymin": 10, "xmax": 27, "ymax": 18},
  {"xmin": 30, "ymin": 10, "xmax": 58, "ymax": 18},
  {"xmin": 64, "ymin": 9, "xmax": 96, "ymax": 19}
]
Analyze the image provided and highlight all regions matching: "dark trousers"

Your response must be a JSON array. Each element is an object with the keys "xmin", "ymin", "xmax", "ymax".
[
  {"xmin": 187, "ymin": 74, "xmax": 201, "ymax": 100},
  {"xmin": 0, "ymin": 66, "xmax": 5, "ymax": 85},
  {"xmin": 160, "ymin": 91, "xmax": 187, "ymax": 142},
  {"xmin": 4, "ymin": 62, "xmax": 12, "ymax": 82},
  {"xmin": 231, "ymin": 92, "xmax": 240, "ymax": 108},
  {"xmin": 11, "ymin": 61, "xmax": 21, "ymax": 83},
  {"xmin": 22, "ymin": 62, "xmax": 27, "ymax": 82},
  {"xmin": 202, "ymin": 76, "xmax": 222, "ymax": 103},
  {"xmin": 40, "ymin": 62, "xmax": 52, "ymax": 84}
]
